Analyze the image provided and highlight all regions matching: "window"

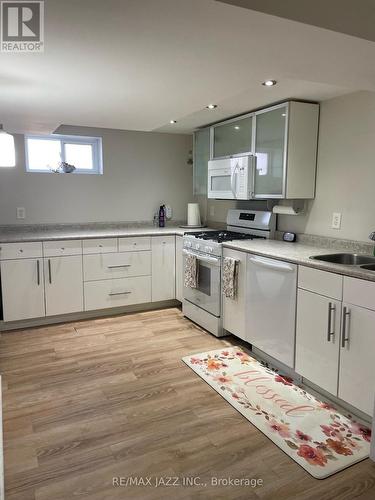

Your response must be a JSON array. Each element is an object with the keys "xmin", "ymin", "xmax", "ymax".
[{"xmin": 25, "ymin": 134, "xmax": 103, "ymax": 174}]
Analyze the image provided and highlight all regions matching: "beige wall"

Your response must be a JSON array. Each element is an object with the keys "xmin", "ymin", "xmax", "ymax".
[
  {"xmin": 0, "ymin": 126, "xmax": 193, "ymax": 225},
  {"xmin": 206, "ymin": 91, "xmax": 375, "ymax": 243},
  {"xmin": 279, "ymin": 91, "xmax": 375, "ymax": 242}
]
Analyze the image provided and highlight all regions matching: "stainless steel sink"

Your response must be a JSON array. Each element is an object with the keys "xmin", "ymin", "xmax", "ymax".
[
  {"xmin": 360, "ymin": 263, "xmax": 375, "ymax": 271},
  {"xmin": 310, "ymin": 253, "xmax": 375, "ymax": 265}
]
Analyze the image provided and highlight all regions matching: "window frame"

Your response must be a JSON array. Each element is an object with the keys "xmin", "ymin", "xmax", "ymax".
[{"xmin": 25, "ymin": 134, "xmax": 103, "ymax": 174}]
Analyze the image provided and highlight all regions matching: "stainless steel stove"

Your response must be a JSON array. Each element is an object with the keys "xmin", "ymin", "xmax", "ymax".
[{"xmin": 182, "ymin": 209, "xmax": 275, "ymax": 337}]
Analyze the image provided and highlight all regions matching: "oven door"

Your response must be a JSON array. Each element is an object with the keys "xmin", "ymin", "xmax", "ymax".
[{"xmin": 183, "ymin": 250, "xmax": 221, "ymax": 317}]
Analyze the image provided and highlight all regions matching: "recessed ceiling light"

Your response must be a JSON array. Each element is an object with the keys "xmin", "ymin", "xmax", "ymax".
[
  {"xmin": 206, "ymin": 104, "xmax": 217, "ymax": 110},
  {"xmin": 234, "ymin": 126, "xmax": 240, "ymax": 130},
  {"xmin": 282, "ymin": 113, "xmax": 286, "ymax": 117},
  {"xmin": 262, "ymin": 80, "xmax": 277, "ymax": 87},
  {"xmin": 170, "ymin": 120, "xmax": 177, "ymax": 124}
]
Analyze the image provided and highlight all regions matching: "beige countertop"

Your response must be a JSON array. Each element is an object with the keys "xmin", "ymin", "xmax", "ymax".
[
  {"xmin": 223, "ymin": 239, "xmax": 375, "ymax": 282},
  {"xmin": 2, "ymin": 223, "xmax": 375, "ymax": 282},
  {"xmin": 0, "ymin": 224, "xmax": 211, "ymax": 243}
]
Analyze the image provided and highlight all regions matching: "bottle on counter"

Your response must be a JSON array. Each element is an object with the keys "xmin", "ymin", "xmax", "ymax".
[{"xmin": 158, "ymin": 205, "xmax": 166, "ymax": 227}]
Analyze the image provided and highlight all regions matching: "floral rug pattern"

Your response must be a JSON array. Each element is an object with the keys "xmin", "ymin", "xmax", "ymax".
[{"xmin": 182, "ymin": 347, "xmax": 371, "ymax": 479}]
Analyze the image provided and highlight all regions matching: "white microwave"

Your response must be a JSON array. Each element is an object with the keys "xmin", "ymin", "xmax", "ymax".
[{"xmin": 207, "ymin": 155, "xmax": 254, "ymax": 200}]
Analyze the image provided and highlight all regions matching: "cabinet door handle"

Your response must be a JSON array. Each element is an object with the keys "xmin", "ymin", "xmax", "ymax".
[
  {"xmin": 108, "ymin": 291, "xmax": 132, "ymax": 296},
  {"xmin": 48, "ymin": 259, "xmax": 52, "ymax": 284},
  {"xmin": 327, "ymin": 302, "xmax": 336, "ymax": 341},
  {"xmin": 341, "ymin": 306, "xmax": 350, "ymax": 347},
  {"xmin": 107, "ymin": 264, "xmax": 131, "ymax": 269},
  {"xmin": 36, "ymin": 260, "xmax": 40, "ymax": 286}
]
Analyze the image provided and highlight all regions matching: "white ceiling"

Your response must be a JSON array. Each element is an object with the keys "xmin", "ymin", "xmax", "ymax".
[{"xmin": 1, "ymin": 0, "xmax": 375, "ymax": 134}]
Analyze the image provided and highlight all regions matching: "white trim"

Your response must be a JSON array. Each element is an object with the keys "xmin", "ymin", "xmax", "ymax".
[{"xmin": 25, "ymin": 134, "xmax": 103, "ymax": 174}]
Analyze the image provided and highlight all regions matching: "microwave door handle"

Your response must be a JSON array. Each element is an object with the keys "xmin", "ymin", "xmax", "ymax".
[{"xmin": 231, "ymin": 163, "xmax": 238, "ymax": 197}]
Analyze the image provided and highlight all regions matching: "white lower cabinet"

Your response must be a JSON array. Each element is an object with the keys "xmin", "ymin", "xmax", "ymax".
[
  {"xmin": 44, "ymin": 256, "xmax": 83, "ymax": 316},
  {"xmin": 222, "ymin": 248, "xmax": 247, "ymax": 339},
  {"xmin": 152, "ymin": 236, "xmax": 176, "ymax": 301},
  {"xmin": 175, "ymin": 235, "xmax": 183, "ymax": 302},
  {"xmin": 295, "ymin": 289, "xmax": 341, "ymax": 395},
  {"xmin": 83, "ymin": 251, "xmax": 151, "ymax": 281},
  {"xmin": 296, "ymin": 267, "xmax": 375, "ymax": 415},
  {"xmin": 338, "ymin": 303, "xmax": 375, "ymax": 415},
  {"xmin": 1, "ymin": 258, "xmax": 45, "ymax": 321},
  {"xmin": 84, "ymin": 276, "xmax": 151, "ymax": 311}
]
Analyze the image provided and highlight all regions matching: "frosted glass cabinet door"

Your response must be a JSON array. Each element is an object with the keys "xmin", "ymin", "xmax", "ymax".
[
  {"xmin": 193, "ymin": 128, "xmax": 210, "ymax": 196},
  {"xmin": 213, "ymin": 115, "xmax": 253, "ymax": 158},
  {"xmin": 254, "ymin": 106, "xmax": 287, "ymax": 197}
]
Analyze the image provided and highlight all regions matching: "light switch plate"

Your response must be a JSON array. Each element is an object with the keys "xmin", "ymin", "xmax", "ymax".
[
  {"xmin": 209, "ymin": 206, "xmax": 215, "ymax": 217},
  {"xmin": 331, "ymin": 212, "xmax": 342, "ymax": 229},
  {"xmin": 16, "ymin": 207, "xmax": 25, "ymax": 219}
]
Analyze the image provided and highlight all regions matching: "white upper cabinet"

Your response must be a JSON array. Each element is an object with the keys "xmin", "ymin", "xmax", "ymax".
[
  {"xmin": 254, "ymin": 102, "xmax": 319, "ymax": 199},
  {"xmin": 207, "ymin": 100, "xmax": 319, "ymax": 199},
  {"xmin": 212, "ymin": 115, "xmax": 253, "ymax": 159},
  {"xmin": 193, "ymin": 128, "xmax": 210, "ymax": 196},
  {"xmin": 254, "ymin": 105, "xmax": 286, "ymax": 197}
]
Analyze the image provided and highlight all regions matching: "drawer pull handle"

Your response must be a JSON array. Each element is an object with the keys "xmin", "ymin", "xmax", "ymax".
[
  {"xmin": 109, "ymin": 291, "xmax": 132, "ymax": 296},
  {"xmin": 36, "ymin": 260, "xmax": 40, "ymax": 286},
  {"xmin": 48, "ymin": 259, "xmax": 52, "ymax": 284},
  {"xmin": 327, "ymin": 302, "xmax": 336, "ymax": 341},
  {"xmin": 341, "ymin": 307, "xmax": 351, "ymax": 348},
  {"xmin": 19, "ymin": 249, "xmax": 23, "ymax": 253},
  {"xmin": 107, "ymin": 264, "xmax": 131, "ymax": 269}
]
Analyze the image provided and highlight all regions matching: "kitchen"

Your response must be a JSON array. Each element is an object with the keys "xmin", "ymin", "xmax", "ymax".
[{"xmin": 1, "ymin": 1, "xmax": 375, "ymax": 499}]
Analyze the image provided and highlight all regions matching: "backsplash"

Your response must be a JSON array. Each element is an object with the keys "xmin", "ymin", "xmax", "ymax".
[{"xmin": 275, "ymin": 231, "xmax": 375, "ymax": 254}]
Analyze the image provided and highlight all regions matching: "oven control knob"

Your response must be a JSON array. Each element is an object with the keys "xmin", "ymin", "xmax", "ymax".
[
  {"xmin": 205, "ymin": 246, "xmax": 213, "ymax": 253},
  {"xmin": 195, "ymin": 243, "xmax": 200, "ymax": 250},
  {"xmin": 185, "ymin": 241, "xmax": 192, "ymax": 248}
]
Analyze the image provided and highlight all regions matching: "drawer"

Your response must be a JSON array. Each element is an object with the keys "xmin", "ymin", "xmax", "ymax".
[
  {"xmin": 0, "ymin": 241, "xmax": 43, "ymax": 260},
  {"xmin": 84, "ymin": 276, "xmax": 151, "ymax": 311},
  {"xmin": 298, "ymin": 266, "xmax": 343, "ymax": 300},
  {"xmin": 83, "ymin": 251, "xmax": 151, "ymax": 281},
  {"xmin": 343, "ymin": 276, "xmax": 375, "ymax": 310},
  {"xmin": 83, "ymin": 238, "xmax": 118, "ymax": 254},
  {"xmin": 43, "ymin": 239, "xmax": 82, "ymax": 257},
  {"xmin": 118, "ymin": 237, "xmax": 151, "ymax": 252}
]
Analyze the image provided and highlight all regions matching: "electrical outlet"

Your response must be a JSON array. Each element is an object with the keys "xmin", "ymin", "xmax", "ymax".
[
  {"xmin": 209, "ymin": 205, "xmax": 215, "ymax": 217},
  {"xmin": 16, "ymin": 207, "xmax": 25, "ymax": 220},
  {"xmin": 331, "ymin": 212, "xmax": 342, "ymax": 230}
]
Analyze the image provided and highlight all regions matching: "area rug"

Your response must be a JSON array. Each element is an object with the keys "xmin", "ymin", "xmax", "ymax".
[{"xmin": 182, "ymin": 347, "xmax": 371, "ymax": 479}]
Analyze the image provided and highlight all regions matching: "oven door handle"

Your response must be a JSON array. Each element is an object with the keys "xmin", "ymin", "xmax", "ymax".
[{"xmin": 183, "ymin": 249, "xmax": 221, "ymax": 267}]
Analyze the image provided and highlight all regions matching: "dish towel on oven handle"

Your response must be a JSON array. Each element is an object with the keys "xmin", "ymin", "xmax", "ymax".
[
  {"xmin": 222, "ymin": 257, "xmax": 239, "ymax": 299},
  {"xmin": 184, "ymin": 254, "xmax": 198, "ymax": 288}
]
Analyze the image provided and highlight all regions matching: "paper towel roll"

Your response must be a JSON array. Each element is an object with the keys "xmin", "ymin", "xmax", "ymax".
[
  {"xmin": 273, "ymin": 205, "xmax": 301, "ymax": 215},
  {"xmin": 187, "ymin": 203, "xmax": 201, "ymax": 226}
]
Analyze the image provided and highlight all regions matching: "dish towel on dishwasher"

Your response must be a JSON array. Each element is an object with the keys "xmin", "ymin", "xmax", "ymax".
[
  {"xmin": 184, "ymin": 254, "xmax": 198, "ymax": 288},
  {"xmin": 222, "ymin": 257, "xmax": 239, "ymax": 299}
]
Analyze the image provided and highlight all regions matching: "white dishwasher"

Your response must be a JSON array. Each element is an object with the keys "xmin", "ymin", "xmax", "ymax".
[{"xmin": 246, "ymin": 255, "xmax": 297, "ymax": 368}]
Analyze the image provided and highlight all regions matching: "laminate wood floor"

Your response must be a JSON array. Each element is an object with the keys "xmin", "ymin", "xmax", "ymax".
[{"xmin": 1, "ymin": 307, "xmax": 375, "ymax": 500}]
